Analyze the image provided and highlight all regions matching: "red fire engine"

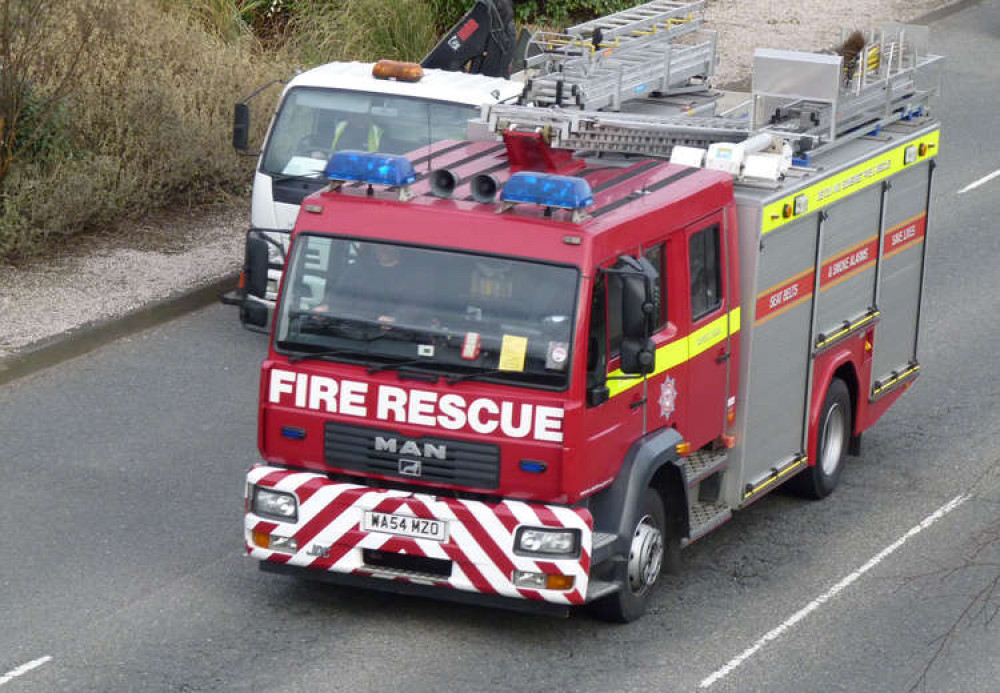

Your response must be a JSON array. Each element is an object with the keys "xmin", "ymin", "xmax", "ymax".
[{"xmin": 238, "ymin": 8, "xmax": 942, "ymax": 621}]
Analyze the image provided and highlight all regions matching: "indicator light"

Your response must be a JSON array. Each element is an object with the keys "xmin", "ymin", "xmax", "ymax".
[
  {"xmin": 782, "ymin": 203, "xmax": 793, "ymax": 218},
  {"xmin": 676, "ymin": 441, "xmax": 692, "ymax": 455},
  {"xmin": 519, "ymin": 460, "xmax": 547, "ymax": 473},
  {"xmin": 501, "ymin": 172, "xmax": 594, "ymax": 210},
  {"xmin": 324, "ymin": 151, "xmax": 417, "ymax": 187},
  {"xmin": 546, "ymin": 574, "xmax": 575, "ymax": 591},
  {"xmin": 511, "ymin": 570, "xmax": 576, "ymax": 591},
  {"xmin": 281, "ymin": 426, "xmax": 306, "ymax": 440}
]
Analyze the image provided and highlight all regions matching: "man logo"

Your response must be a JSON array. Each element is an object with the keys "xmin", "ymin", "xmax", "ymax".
[{"xmin": 399, "ymin": 458, "xmax": 422, "ymax": 477}]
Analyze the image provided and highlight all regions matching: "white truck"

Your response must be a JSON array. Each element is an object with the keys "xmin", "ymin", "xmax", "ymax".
[{"xmin": 225, "ymin": 0, "xmax": 523, "ymax": 319}]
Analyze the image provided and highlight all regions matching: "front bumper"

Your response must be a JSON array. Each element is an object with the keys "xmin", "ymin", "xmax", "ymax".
[{"xmin": 245, "ymin": 466, "xmax": 594, "ymax": 607}]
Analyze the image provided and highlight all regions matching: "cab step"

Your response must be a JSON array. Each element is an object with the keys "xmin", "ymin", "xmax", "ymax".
[
  {"xmin": 591, "ymin": 531, "xmax": 619, "ymax": 565},
  {"xmin": 585, "ymin": 579, "xmax": 620, "ymax": 602},
  {"xmin": 682, "ymin": 501, "xmax": 731, "ymax": 547},
  {"xmin": 680, "ymin": 448, "xmax": 729, "ymax": 488}
]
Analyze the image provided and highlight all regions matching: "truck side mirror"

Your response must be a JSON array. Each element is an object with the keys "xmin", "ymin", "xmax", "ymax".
[
  {"xmin": 615, "ymin": 255, "xmax": 658, "ymax": 375},
  {"xmin": 245, "ymin": 232, "xmax": 270, "ymax": 299},
  {"xmin": 240, "ymin": 301, "xmax": 269, "ymax": 328},
  {"xmin": 233, "ymin": 103, "xmax": 250, "ymax": 152}
]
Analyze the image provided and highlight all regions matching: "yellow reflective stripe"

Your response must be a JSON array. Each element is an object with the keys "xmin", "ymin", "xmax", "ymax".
[
  {"xmin": 728, "ymin": 305, "xmax": 741, "ymax": 334},
  {"xmin": 688, "ymin": 312, "xmax": 730, "ymax": 359},
  {"xmin": 762, "ymin": 129, "xmax": 939, "ymax": 235},
  {"xmin": 331, "ymin": 120, "xmax": 348, "ymax": 151},
  {"xmin": 606, "ymin": 307, "xmax": 741, "ymax": 399},
  {"xmin": 743, "ymin": 455, "xmax": 808, "ymax": 500},
  {"xmin": 368, "ymin": 123, "xmax": 384, "ymax": 152}
]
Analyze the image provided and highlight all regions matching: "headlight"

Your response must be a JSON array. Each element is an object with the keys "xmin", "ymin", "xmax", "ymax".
[
  {"xmin": 515, "ymin": 526, "xmax": 580, "ymax": 557},
  {"xmin": 252, "ymin": 486, "xmax": 298, "ymax": 521},
  {"xmin": 266, "ymin": 239, "xmax": 285, "ymax": 264}
]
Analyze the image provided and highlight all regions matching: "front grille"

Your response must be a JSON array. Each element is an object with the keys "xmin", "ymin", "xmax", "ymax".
[{"xmin": 325, "ymin": 422, "xmax": 501, "ymax": 490}]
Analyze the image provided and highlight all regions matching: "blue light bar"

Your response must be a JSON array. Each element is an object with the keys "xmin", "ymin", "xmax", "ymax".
[
  {"xmin": 500, "ymin": 172, "xmax": 594, "ymax": 210},
  {"xmin": 324, "ymin": 150, "xmax": 417, "ymax": 187}
]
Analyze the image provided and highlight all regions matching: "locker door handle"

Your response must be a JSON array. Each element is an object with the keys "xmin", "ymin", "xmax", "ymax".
[{"xmin": 716, "ymin": 350, "xmax": 731, "ymax": 363}]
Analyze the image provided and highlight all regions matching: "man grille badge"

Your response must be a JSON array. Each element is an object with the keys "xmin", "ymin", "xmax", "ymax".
[{"xmin": 399, "ymin": 458, "xmax": 422, "ymax": 477}]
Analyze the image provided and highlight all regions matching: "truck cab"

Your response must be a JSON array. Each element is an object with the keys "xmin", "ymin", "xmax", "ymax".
[
  {"xmin": 229, "ymin": 62, "xmax": 523, "ymax": 316},
  {"xmin": 244, "ymin": 141, "xmax": 739, "ymax": 620}
]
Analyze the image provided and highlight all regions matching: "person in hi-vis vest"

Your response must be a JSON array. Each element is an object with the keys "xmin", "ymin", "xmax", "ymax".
[{"xmin": 300, "ymin": 118, "xmax": 384, "ymax": 160}]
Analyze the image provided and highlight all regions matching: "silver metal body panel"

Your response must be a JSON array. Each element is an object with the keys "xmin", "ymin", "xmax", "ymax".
[{"xmin": 721, "ymin": 120, "xmax": 938, "ymax": 507}]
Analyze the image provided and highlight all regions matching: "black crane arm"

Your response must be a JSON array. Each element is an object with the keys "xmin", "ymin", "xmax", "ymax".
[{"xmin": 421, "ymin": 0, "xmax": 516, "ymax": 78}]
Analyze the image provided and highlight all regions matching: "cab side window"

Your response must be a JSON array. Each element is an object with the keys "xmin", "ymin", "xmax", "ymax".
[
  {"xmin": 587, "ymin": 276, "xmax": 608, "ymax": 390},
  {"xmin": 643, "ymin": 243, "xmax": 667, "ymax": 331},
  {"xmin": 690, "ymin": 225, "xmax": 722, "ymax": 320},
  {"xmin": 607, "ymin": 272, "xmax": 623, "ymax": 357}
]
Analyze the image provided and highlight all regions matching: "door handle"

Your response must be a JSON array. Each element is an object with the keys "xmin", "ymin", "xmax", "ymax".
[{"xmin": 716, "ymin": 350, "xmax": 731, "ymax": 363}]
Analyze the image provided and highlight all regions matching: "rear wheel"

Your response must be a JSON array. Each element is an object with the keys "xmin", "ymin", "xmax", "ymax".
[
  {"xmin": 789, "ymin": 377, "xmax": 852, "ymax": 499},
  {"xmin": 591, "ymin": 488, "xmax": 667, "ymax": 623}
]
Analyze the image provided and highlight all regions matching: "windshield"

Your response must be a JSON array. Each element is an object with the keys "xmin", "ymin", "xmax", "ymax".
[
  {"xmin": 274, "ymin": 236, "xmax": 579, "ymax": 389},
  {"xmin": 261, "ymin": 87, "xmax": 478, "ymax": 179}
]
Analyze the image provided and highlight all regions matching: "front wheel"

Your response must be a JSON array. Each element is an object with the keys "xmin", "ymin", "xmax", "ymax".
[
  {"xmin": 789, "ymin": 377, "xmax": 852, "ymax": 499},
  {"xmin": 591, "ymin": 488, "xmax": 668, "ymax": 623}
]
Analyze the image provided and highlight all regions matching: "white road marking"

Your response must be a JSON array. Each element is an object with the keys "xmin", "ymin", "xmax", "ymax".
[
  {"xmin": 699, "ymin": 494, "xmax": 970, "ymax": 689},
  {"xmin": 0, "ymin": 656, "xmax": 53, "ymax": 687},
  {"xmin": 957, "ymin": 169, "xmax": 1000, "ymax": 194}
]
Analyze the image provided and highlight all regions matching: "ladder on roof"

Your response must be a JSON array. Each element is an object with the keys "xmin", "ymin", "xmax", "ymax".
[
  {"xmin": 489, "ymin": 24, "xmax": 941, "ymax": 161},
  {"xmin": 483, "ymin": 103, "xmax": 749, "ymax": 157},
  {"xmin": 521, "ymin": 0, "xmax": 716, "ymax": 111}
]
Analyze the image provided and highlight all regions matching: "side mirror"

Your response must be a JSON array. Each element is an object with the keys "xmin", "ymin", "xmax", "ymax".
[
  {"xmin": 244, "ymin": 232, "xmax": 270, "ymax": 299},
  {"xmin": 233, "ymin": 103, "xmax": 250, "ymax": 152},
  {"xmin": 614, "ymin": 255, "xmax": 658, "ymax": 375},
  {"xmin": 620, "ymin": 337, "xmax": 656, "ymax": 375},
  {"xmin": 240, "ymin": 301, "xmax": 269, "ymax": 328}
]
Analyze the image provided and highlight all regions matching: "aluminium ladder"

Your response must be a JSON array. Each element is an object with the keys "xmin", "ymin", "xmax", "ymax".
[
  {"xmin": 521, "ymin": 0, "xmax": 717, "ymax": 111},
  {"xmin": 490, "ymin": 24, "xmax": 941, "ymax": 163}
]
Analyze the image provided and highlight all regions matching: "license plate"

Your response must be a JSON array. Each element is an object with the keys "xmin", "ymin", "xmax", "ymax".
[{"xmin": 362, "ymin": 511, "xmax": 448, "ymax": 542}]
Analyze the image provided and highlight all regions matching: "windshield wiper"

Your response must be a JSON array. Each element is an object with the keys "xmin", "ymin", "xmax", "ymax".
[
  {"xmin": 268, "ymin": 171, "xmax": 324, "ymax": 183},
  {"xmin": 445, "ymin": 368, "xmax": 509, "ymax": 385},
  {"xmin": 286, "ymin": 347, "xmax": 372, "ymax": 365},
  {"xmin": 366, "ymin": 358, "xmax": 435, "ymax": 375}
]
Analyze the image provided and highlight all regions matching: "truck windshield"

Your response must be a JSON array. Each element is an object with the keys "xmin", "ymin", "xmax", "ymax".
[
  {"xmin": 274, "ymin": 236, "xmax": 579, "ymax": 389},
  {"xmin": 261, "ymin": 87, "xmax": 478, "ymax": 179}
]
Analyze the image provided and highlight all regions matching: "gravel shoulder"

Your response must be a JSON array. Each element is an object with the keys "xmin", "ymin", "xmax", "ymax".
[{"xmin": 0, "ymin": 0, "xmax": 956, "ymax": 359}]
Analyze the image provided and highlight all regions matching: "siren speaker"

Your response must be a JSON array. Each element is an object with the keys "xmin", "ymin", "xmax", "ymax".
[
  {"xmin": 429, "ymin": 168, "xmax": 458, "ymax": 198},
  {"xmin": 470, "ymin": 173, "xmax": 499, "ymax": 203}
]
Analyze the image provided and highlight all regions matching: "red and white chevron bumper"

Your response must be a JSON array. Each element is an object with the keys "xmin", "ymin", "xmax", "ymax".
[{"xmin": 245, "ymin": 466, "xmax": 594, "ymax": 605}]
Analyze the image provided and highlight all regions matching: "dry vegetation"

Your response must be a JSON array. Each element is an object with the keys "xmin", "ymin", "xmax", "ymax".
[
  {"xmin": 0, "ymin": 0, "xmax": 290, "ymax": 262},
  {"xmin": 0, "ymin": 0, "xmax": 647, "ymax": 263}
]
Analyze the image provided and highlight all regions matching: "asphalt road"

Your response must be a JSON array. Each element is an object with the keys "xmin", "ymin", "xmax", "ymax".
[{"xmin": 3, "ymin": 3, "xmax": 999, "ymax": 691}]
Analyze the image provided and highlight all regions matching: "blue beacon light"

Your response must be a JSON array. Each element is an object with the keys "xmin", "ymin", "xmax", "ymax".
[
  {"xmin": 323, "ymin": 150, "xmax": 417, "ymax": 187},
  {"xmin": 500, "ymin": 172, "xmax": 594, "ymax": 210}
]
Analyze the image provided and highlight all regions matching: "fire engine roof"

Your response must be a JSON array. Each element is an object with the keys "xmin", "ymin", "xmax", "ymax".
[
  {"xmin": 298, "ymin": 140, "xmax": 733, "ymax": 264},
  {"xmin": 287, "ymin": 61, "xmax": 523, "ymax": 107}
]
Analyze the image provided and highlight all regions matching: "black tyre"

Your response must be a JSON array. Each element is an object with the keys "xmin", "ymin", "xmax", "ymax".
[
  {"xmin": 789, "ymin": 377, "xmax": 852, "ymax": 499},
  {"xmin": 591, "ymin": 488, "xmax": 668, "ymax": 623}
]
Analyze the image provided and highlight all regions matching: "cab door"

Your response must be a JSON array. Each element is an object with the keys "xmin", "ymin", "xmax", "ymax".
[
  {"xmin": 682, "ymin": 213, "xmax": 731, "ymax": 449},
  {"xmin": 579, "ymin": 258, "xmax": 648, "ymax": 493}
]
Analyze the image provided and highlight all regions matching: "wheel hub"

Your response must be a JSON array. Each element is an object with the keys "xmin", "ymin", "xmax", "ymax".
[
  {"xmin": 627, "ymin": 515, "xmax": 663, "ymax": 595},
  {"xmin": 820, "ymin": 402, "xmax": 846, "ymax": 476}
]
